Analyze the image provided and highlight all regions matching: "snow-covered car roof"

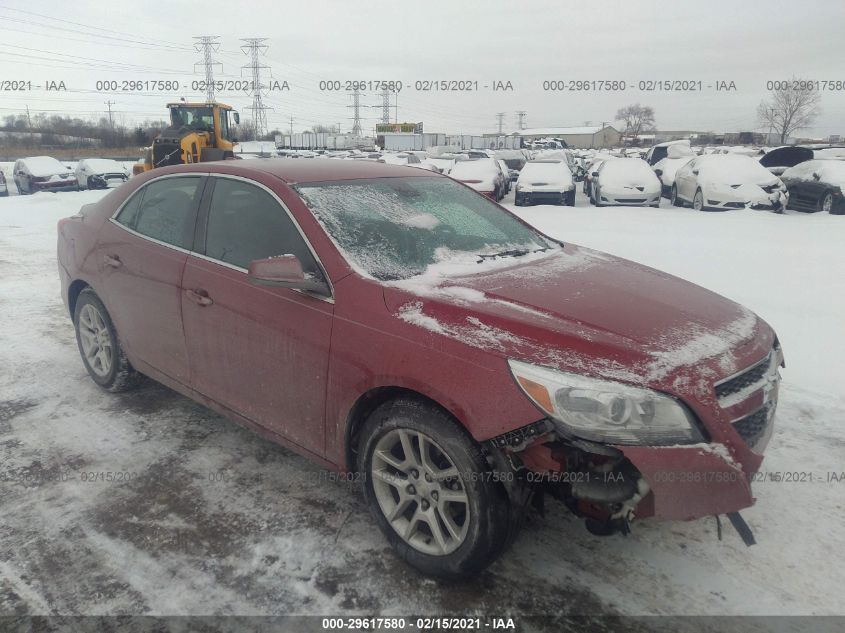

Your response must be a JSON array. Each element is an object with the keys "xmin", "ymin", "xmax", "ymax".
[
  {"xmin": 448, "ymin": 159, "xmax": 500, "ymax": 179},
  {"xmin": 518, "ymin": 161, "xmax": 573, "ymax": 185},
  {"xmin": 80, "ymin": 158, "xmax": 126, "ymax": 173},
  {"xmin": 599, "ymin": 158, "xmax": 660, "ymax": 182},
  {"xmin": 20, "ymin": 156, "xmax": 69, "ymax": 177},
  {"xmin": 783, "ymin": 159, "xmax": 845, "ymax": 186},
  {"xmin": 691, "ymin": 154, "xmax": 778, "ymax": 183}
]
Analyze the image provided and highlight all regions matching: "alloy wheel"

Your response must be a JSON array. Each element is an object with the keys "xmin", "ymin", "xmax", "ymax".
[
  {"xmin": 822, "ymin": 193, "xmax": 833, "ymax": 213},
  {"xmin": 693, "ymin": 190, "xmax": 704, "ymax": 210},
  {"xmin": 370, "ymin": 428, "xmax": 470, "ymax": 556},
  {"xmin": 77, "ymin": 303, "xmax": 113, "ymax": 377}
]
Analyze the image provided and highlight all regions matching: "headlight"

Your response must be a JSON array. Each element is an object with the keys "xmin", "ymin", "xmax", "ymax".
[{"xmin": 508, "ymin": 359, "xmax": 704, "ymax": 445}]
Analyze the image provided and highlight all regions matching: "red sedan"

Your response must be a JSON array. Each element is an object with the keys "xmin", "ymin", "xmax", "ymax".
[{"xmin": 57, "ymin": 160, "xmax": 782, "ymax": 578}]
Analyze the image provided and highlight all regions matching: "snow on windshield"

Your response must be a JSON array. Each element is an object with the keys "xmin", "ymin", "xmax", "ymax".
[
  {"xmin": 697, "ymin": 155, "xmax": 775, "ymax": 183},
  {"xmin": 294, "ymin": 176, "xmax": 554, "ymax": 280},
  {"xmin": 23, "ymin": 156, "xmax": 68, "ymax": 177},
  {"xmin": 518, "ymin": 162, "xmax": 572, "ymax": 185}
]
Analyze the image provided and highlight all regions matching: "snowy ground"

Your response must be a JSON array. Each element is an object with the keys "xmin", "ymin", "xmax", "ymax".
[{"xmin": 1, "ymin": 183, "xmax": 844, "ymax": 627}]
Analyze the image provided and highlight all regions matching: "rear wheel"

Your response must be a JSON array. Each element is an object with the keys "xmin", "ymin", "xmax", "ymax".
[
  {"xmin": 73, "ymin": 289, "xmax": 141, "ymax": 392},
  {"xmin": 360, "ymin": 398, "xmax": 512, "ymax": 579},
  {"xmin": 819, "ymin": 192, "xmax": 834, "ymax": 214},
  {"xmin": 670, "ymin": 184, "xmax": 684, "ymax": 207}
]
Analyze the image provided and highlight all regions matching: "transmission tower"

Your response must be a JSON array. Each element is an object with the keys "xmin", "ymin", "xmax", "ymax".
[
  {"xmin": 349, "ymin": 88, "xmax": 363, "ymax": 136},
  {"xmin": 516, "ymin": 110, "xmax": 527, "ymax": 130},
  {"xmin": 240, "ymin": 38, "xmax": 272, "ymax": 138},
  {"xmin": 496, "ymin": 112, "xmax": 505, "ymax": 135},
  {"xmin": 379, "ymin": 88, "xmax": 391, "ymax": 124},
  {"xmin": 193, "ymin": 36, "xmax": 221, "ymax": 102}
]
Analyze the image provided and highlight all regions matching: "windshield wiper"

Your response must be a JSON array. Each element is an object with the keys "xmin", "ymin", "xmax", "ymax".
[{"xmin": 476, "ymin": 247, "xmax": 550, "ymax": 263}]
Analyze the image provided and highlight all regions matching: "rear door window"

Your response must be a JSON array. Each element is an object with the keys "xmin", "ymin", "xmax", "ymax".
[{"xmin": 116, "ymin": 176, "xmax": 203, "ymax": 249}]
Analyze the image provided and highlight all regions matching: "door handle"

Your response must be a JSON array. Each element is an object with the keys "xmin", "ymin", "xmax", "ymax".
[
  {"xmin": 103, "ymin": 254, "xmax": 122, "ymax": 268},
  {"xmin": 186, "ymin": 288, "xmax": 213, "ymax": 306}
]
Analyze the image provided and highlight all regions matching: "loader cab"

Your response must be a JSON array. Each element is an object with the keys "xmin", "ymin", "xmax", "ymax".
[{"xmin": 166, "ymin": 102, "xmax": 239, "ymax": 148}]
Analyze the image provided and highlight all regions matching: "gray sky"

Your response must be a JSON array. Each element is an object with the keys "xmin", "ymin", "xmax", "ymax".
[{"xmin": 2, "ymin": 0, "xmax": 844, "ymax": 137}]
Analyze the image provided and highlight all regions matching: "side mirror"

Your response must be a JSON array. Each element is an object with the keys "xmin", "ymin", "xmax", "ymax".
[
  {"xmin": 591, "ymin": 171, "xmax": 599, "ymax": 177},
  {"xmin": 812, "ymin": 172, "xmax": 821, "ymax": 180},
  {"xmin": 247, "ymin": 254, "xmax": 330, "ymax": 296},
  {"xmin": 654, "ymin": 169, "xmax": 663, "ymax": 177},
  {"xmin": 692, "ymin": 169, "xmax": 700, "ymax": 176}
]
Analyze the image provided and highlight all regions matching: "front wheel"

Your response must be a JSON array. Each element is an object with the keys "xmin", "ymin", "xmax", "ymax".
[
  {"xmin": 693, "ymin": 188, "xmax": 705, "ymax": 211},
  {"xmin": 360, "ymin": 399, "xmax": 513, "ymax": 579},
  {"xmin": 670, "ymin": 184, "xmax": 684, "ymax": 207},
  {"xmin": 819, "ymin": 192, "xmax": 834, "ymax": 214},
  {"xmin": 73, "ymin": 289, "xmax": 141, "ymax": 392}
]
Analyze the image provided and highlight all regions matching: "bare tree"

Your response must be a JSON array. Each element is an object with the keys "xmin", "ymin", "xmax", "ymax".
[
  {"xmin": 615, "ymin": 104, "xmax": 656, "ymax": 142},
  {"xmin": 757, "ymin": 77, "xmax": 821, "ymax": 143}
]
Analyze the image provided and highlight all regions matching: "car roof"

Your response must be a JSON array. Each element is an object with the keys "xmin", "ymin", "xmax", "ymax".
[{"xmin": 155, "ymin": 158, "xmax": 434, "ymax": 184}]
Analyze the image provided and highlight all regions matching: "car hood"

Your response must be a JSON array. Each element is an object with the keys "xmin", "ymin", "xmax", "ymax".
[{"xmin": 384, "ymin": 245, "xmax": 772, "ymax": 395}]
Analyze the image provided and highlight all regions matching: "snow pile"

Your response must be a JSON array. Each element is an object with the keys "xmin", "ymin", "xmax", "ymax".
[
  {"xmin": 694, "ymin": 154, "xmax": 778, "ymax": 185},
  {"xmin": 19, "ymin": 156, "xmax": 70, "ymax": 177}
]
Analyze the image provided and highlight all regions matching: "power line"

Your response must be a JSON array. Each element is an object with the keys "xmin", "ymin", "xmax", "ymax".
[
  {"xmin": 193, "ymin": 36, "xmax": 222, "ymax": 102},
  {"xmin": 241, "ymin": 38, "xmax": 271, "ymax": 138}
]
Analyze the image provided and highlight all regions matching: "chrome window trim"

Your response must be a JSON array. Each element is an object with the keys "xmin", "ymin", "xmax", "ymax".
[{"xmin": 109, "ymin": 171, "xmax": 335, "ymax": 304}]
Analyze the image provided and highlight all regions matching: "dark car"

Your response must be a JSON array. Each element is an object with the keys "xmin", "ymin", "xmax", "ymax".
[
  {"xmin": 781, "ymin": 159, "xmax": 845, "ymax": 214},
  {"xmin": 58, "ymin": 160, "xmax": 782, "ymax": 578}
]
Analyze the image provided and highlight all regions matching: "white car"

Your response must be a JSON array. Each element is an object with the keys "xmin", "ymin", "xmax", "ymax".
[
  {"xmin": 653, "ymin": 143, "xmax": 696, "ymax": 197},
  {"xmin": 671, "ymin": 154, "xmax": 788, "ymax": 211},
  {"xmin": 496, "ymin": 159, "xmax": 512, "ymax": 194},
  {"xmin": 75, "ymin": 158, "xmax": 130, "ymax": 190},
  {"xmin": 592, "ymin": 158, "xmax": 661, "ymax": 207},
  {"xmin": 514, "ymin": 160, "xmax": 575, "ymax": 206},
  {"xmin": 449, "ymin": 158, "xmax": 506, "ymax": 200},
  {"xmin": 12, "ymin": 156, "xmax": 76, "ymax": 194}
]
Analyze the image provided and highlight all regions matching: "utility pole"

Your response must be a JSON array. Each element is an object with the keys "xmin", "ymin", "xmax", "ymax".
[
  {"xmin": 193, "ymin": 36, "xmax": 221, "ymax": 102},
  {"xmin": 104, "ymin": 100, "xmax": 115, "ymax": 129},
  {"xmin": 289, "ymin": 116, "xmax": 294, "ymax": 136},
  {"xmin": 768, "ymin": 107, "xmax": 777, "ymax": 143},
  {"xmin": 26, "ymin": 105, "xmax": 34, "ymax": 145},
  {"xmin": 349, "ymin": 87, "xmax": 363, "ymax": 137},
  {"xmin": 496, "ymin": 112, "xmax": 505, "ymax": 135},
  {"xmin": 516, "ymin": 111, "xmax": 526, "ymax": 130},
  {"xmin": 241, "ymin": 38, "xmax": 272, "ymax": 139}
]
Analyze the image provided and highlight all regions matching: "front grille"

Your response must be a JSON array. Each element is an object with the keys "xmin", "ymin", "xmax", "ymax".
[
  {"xmin": 615, "ymin": 198, "xmax": 647, "ymax": 203},
  {"xmin": 715, "ymin": 354, "xmax": 770, "ymax": 399},
  {"xmin": 733, "ymin": 404, "xmax": 772, "ymax": 451},
  {"xmin": 152, "ymin": 141, "xmax": 183, "ymax": 167}
]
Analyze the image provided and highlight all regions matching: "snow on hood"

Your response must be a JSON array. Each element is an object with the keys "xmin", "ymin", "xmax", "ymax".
[
  {"xmin": 667, "ymin": 143, "xmax": 694, "ymax": 159},
  {"xmin": 23, "ymin": 156, "xmax": 70, "ymax": 177},
  {"xmin": 389, "ymin": 245, "xmax": 767, "ymax": 392},
  {"xmin": 449, "ymin": 159, "xmax": 499, "ymax": 182}
]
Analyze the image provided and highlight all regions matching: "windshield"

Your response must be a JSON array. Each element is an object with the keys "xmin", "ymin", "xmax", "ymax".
[
  {"xmin": 170, "ymin": 106, "xmax": 214, "ymax": 132},
  {"xmin": 294, "ymin": 176, "xmax": 556, "ymax": 281}
]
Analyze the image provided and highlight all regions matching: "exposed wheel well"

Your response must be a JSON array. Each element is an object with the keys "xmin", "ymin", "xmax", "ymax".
[
  {"xmin": 344, "ymin": 386, "xmax": 464, "ymax": 473},
  {"xmin": 67, "ymin": 280, "xmax": 91, "ymax": 318}
]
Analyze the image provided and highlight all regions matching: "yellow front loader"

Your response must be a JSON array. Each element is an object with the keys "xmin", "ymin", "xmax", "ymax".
[{"xmin": 134, "ymin": 102, "xmax": 240, "ymax": 175}]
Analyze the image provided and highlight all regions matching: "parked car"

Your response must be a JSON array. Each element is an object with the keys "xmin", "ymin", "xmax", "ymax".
[
  {"xmin": 583, "ymin": 155, "xmax": 613, "ymax": 201},
  {"xmin": 496, "ymin": 159, "xmax": 512, "ymax": 194},
  {"xmin": 75, "ymin": 158, "xmax": 130, "ymax": 190},
  {"xmin": 591, "ymin": 158, "xmax": 661, "ymax": 207},
  {"xmin": 448, "ymin": 158, "xmax": 505, "ymax": 200},
  {"xmin": 644, "ymin": 139, "xmax": 692, "ymax": 166},
  {"xmin": 671, "ymin": 154, "xmax": 788, "ymax": 211},
  {"xmin": 494, "ymin": 150, "xmax": 528, "ymax": 177},
  {"xmin": 379, "ymin": 153, "xmax": 422, "ymax": 167},
  {"xmin": 514, "ymin": 160, "xmax": 575, "ymax": 206},
  {"xmin": 13, "ymin": 156, "xmax": 76, "ymax": 194},
  {"xmin": 58, "ymin": 159, "xmax": 783, "ymax": 578},
  {"xmin": 759, "ymin": 146, "xmax": 814, "ymax": 176},
  {"xmin": 0, "ymin": 170, "xmax": 8, "ymax": 197},
  {"xmin": 781, "ymin": 159, "xmax": 845, "ymax": 214},
  {"xmin": 653, "ymin": 143, "xmax": 696, "ymax": 197}
]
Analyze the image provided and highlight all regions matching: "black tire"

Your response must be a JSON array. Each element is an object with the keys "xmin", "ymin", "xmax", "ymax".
[
  {"xmin": 670, "ymin": 184, "xmax": 684, "ymax": 208},
  {"xmin": 73, "ymin": 288, "xmax": 141, "ymax": 392},
  {"xmin": 565, "ymin": 190, "xmax": 576, "ymax": 206},
  {"xmin": 818, "ymin": 192, "xmax": 834, "ymax": 214},
  {"xmin": 360, "ymin": 398, "xmax": 513, "ymax": 579},
  {"xmin": 692, "ymin": 188, "xmax": 705, "ymax": 211},
  {"xmin": 593, "ymin": 187, "xmax": 602, "ymax": 207},
  {"xmin": 514, "ymin": 197, "xmax": 524, "ymax": 207}
]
